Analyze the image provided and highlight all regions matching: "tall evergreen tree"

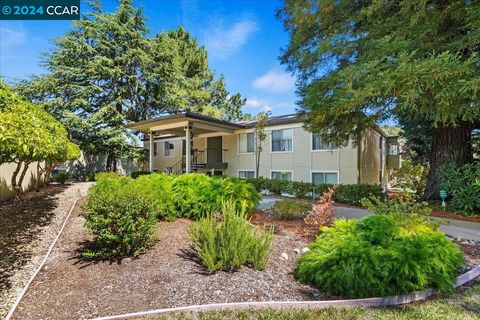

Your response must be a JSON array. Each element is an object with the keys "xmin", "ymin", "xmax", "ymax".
[
  {"xmin": 18, "ymin": 0, "xmax": 244, "ymax": 171},
  {"xmin": 278, "ymin": 0, "xmax": 480, "ymax": 199}
]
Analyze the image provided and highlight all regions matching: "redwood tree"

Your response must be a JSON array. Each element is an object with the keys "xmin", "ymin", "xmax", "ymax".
[{"xmin": 278, "ymin": 0, "xmax": 480, "ymax": 199}]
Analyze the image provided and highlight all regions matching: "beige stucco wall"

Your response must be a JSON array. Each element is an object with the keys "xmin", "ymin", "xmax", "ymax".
[
  {"xmin": 148, "ymin": 123, "xmax": 363, "ymax": 185},
  {"xmin": 0, "ymin": 162, "xmax": 43, "ymax": 202}
]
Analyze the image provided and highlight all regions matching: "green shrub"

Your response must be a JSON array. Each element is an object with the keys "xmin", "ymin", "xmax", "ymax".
[
  {"xmin": 246, "ymin": 176, "xmax": 270, "ymax": 192},
  {"xmin": 288, "ymin": 181, "xmax": 313, "ymax": 198},
  {"xmin": 134, "ymin": 173, "xmax": 175, "ymax": 220},
  {"xmin": 189, "ymin": 201, "xmax": 274, "ymax": 272},
  {"xmin": 53, "ymin": 172, "xmax": 71, "ymax": 184},
  {"xmin": 171, "ymin": 173, "xmax": 223, "ymax": 220},
  {"xmin": 295, "ymin": 215, "xmax": 464, "ymax": 298},
  {"xmin": 334, "ymin": 184, "xmax": 383, "ymax": 206},
  {"xmin": 219, "ymin": 177, "xmax": 261, "ymax": 214},
  {"xmin": 82, "ymin": 174, "xmax": 158, "ymax": 259},
  {"xmin": 439, "ymin": 163, "xmax": 480, "ymax": 215},
  {"xmin": 313, "ymin": 183, "xmax": 333, "ymax": 197},
  {"xmin": 269, "ymin": 199, "xmax": 312, "ymax": 220},
  {"xmin": 266, "ymin": 179, "xmax": 291, "ymax": 195},
  {"xmin": 131, "ymin": 171, "xmax": 152, "ymax": 179}
]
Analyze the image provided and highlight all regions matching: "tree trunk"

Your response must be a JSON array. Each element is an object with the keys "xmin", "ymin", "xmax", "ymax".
[
  {"xmin": 423, "ymin": 121, "xmax": 473, "ymax": 200},
  {"xmin": 11, "ymin": 162, "xmax": 23, "ymax": 200},
  {"xmin": 106, "ymin": 153, "xmax": 116, "ymax": 172},
  {"xmin": 14, "ymin": 161, "xmax": 30, "ymax": 200},
  {"xmin": 35, "ymin": 162, "xmax": 46, "ymax": 192}
]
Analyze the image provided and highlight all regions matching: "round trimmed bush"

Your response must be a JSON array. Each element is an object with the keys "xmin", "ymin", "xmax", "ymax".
[{"xmin": 295, "ymin": 215, "xmax": 464, "ymax": 298}]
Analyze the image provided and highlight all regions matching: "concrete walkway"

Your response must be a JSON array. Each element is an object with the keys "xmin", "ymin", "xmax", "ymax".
[{"xmin": 258, "ymin": 197, "xmax": 480, "ymax": 241}]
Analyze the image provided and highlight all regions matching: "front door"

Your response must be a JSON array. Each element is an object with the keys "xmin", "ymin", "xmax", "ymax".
[{"xmin": 207, "ymin": 136, "xmax": 222, "ymax": 163}]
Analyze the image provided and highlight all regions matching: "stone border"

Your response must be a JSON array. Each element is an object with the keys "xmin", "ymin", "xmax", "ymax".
[
  {"xmin": 5, "ymin": 198, "xmax": 80, "ymax": 320},
  {"xmin": 91, "ymin": 266, "xmax": 480, "ymax": 320}
]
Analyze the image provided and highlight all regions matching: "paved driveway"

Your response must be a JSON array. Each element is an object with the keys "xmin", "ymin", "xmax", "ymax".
[
  {"xmin": 258, "ymin": 197, "xmax": 480, "ymax": 241},
  {"xmin": 334, "ymin": 205, "xmax": 480, "ymax": 242}
]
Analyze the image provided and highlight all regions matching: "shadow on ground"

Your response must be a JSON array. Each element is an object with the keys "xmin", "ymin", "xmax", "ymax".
[{"xmin": 0, "ymin": 185, "xmax": 67, "ymax": 292}]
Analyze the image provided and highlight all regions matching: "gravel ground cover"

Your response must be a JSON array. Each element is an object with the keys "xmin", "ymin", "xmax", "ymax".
[{"xmin": 0, "ymin": 182, "xmax": 91, "ymax": 318}]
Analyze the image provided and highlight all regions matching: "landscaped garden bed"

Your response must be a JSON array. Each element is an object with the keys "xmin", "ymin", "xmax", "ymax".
[
  {"xmin": 0, "ymin": 183, "xmax": 91, "ymax": 319},
  {"xmin": 7, "ymin": 174, "xmax": 480, "ymax": 319}
]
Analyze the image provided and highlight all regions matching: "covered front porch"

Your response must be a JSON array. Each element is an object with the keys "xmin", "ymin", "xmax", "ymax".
[{"xmin": 127, "ymin": 112, "xmax": 243, "ymax": 174}]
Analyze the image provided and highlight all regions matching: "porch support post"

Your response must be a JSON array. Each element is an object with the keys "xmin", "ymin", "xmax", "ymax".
[
  {"xmin": 185, "ymin": 123, "xmax": 192, "ymax": 173},
  {"xmin": 149, "ymin": 131, "xmax": 154, "ymax": 172}
]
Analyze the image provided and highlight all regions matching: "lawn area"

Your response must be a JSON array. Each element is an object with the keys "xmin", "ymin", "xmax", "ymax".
[{"xmin": 150, "ymin": 281, "xmax": 480, "ymax": 320}]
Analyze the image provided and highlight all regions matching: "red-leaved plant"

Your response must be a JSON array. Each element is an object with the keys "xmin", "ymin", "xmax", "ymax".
[{"xmin": 304, "ymin": 187, "xmax": 336, "ymax": 228}]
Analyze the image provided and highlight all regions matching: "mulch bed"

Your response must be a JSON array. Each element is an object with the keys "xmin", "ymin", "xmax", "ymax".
[
  {"xmin": 10, "ymin": 201, "xmax": 480, "ymax": 320},
  {"xmin": 11, "ymin": 203, "xmax": 322, "ymax": 320},
  {"xmin": 430, "ymin": 210, "xmax": 480, "ymax": 223},
  {"xmin": 0, "ymin": 183, "xmax": 91, "ymax": 319}
]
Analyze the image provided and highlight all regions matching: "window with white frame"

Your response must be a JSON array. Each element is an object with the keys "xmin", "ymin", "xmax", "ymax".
[
  {"xmin": 239, "ymin": 133, "xmax": 255, "ymax": 153},
  {"xmin": 164, "ymin": 141, "xmax": 175, "ymax": 157},
  {"xmin": 153, "ymin": 142, "xmax": 158, "ymax": 157},
  {"xmin": 272, "ymin": 129, "xmax": 292, "ymax": 152},
  {"xmin": 312, "ymin": 172, "xmax": 339, "ymax": 185},
  {"xmin": 238, "ymin": 170, "xmax": 255, "ymax": 179},
  {"xmin": 271, "ymin": 171, "xmax": 292, "ymax": 181},
  {"xmin": 312, "ymin": 134, "xmax": 336, "ymax": 150}
]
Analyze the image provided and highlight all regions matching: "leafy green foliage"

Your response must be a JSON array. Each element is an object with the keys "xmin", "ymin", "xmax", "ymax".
[
  {"xmin": 172, "ymin": 174, "xmax": 260, "ymax": 220},
  {"xmin": 219, "ymin": 177, "xmax": 261, "ymax": 214},
  {"xmin": 189, "ymin": 201, "xmax": 273, "ymax": 272},
  {"xmin": 278, "ymin": 0, "xmax": 480, "ymax": 200},
  {"xmin": 134, "ymin": 174, "xmax": 175, "ymax": 220},
  {"xmin": 52, "ymin": 172, "xmax": 71, "ymax": 184},
  {"xmin": 296, "ymin": 215, "xmax": 464, "ymax": 298},
  {"xmin": 288, "ymin": 181, "xmax": 314, "ymax": 198},
  {"xmin": 439, "ymin": 163, "xmax": 480, "ymax": 215},
  {"xmin": 0, "ymin": 80, "xmax": 79, "ymax": 197},
  {"xmin": 333, "ymin": 184, "xmax": 383, "ymax": 206},
  {"xmin": 16, "ymin": 1, "xmax": 246, "ymax": 168},
  {"xmin": 82, "ymin": 173, "xmax": 158, "ymax": 259},
  {"xmin": 362, "ymin": 194, "xmax": 431, "ymax": 217},
  {"xmin": 268, "ymin": 199, "xmax": 312, "ymax": 220},
  {"xmin": 391, "ymin": 159, "xmax": 425, "ymax": 194}
]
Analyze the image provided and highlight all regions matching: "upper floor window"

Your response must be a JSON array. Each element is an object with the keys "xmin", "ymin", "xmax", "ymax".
[
  {"xmin": 272, "ymin": 129, "xmax": 292, "ymax": 152},
  {"xmin": 312, "ymin": 134, "xmax": 336, "ymax": 151},
  {"xmin": 164, "ymin": 141, "xmax": 175, "ymax": 157},
  {"xmin": 239, "ymin": 133, "xmax": 255, "ymax": 153}
]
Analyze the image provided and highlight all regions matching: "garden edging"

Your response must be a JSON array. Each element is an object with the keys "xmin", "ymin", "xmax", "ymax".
[
  {"xmin": 5, "ymin": 196, "xmax": 82, "ymax": 320},
  {"xmin": 91, "ymin": 266, "xmax": 480, "ymax": 320}
]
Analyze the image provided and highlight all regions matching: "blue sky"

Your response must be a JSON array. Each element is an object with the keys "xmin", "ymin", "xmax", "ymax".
[{"xmin": 0, "ymin": 0, "xmax": 298, "ymax": 116}]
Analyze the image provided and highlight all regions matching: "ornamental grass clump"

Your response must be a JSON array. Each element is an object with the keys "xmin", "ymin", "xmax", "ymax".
[
  {"xmin": 189, "ymin": 201, "xmax": 273, "ymax": 272},
  {"xmin": 295, "ymin": 214, "xmax": 464, "ymax": 298}
]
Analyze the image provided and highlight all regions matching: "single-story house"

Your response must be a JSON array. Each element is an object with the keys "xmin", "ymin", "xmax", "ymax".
[{"xmin": 127, "ymin": 112, "xmax": 401, "ymax": 188}]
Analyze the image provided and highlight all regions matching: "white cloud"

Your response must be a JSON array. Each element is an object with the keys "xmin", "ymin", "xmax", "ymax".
[
  {"xmin": 203, "ymin": 18, "xmax": 258, "ymax": 59},
  {"xmin": 0, "ymin": 22, "xmax": 26, "ymax": 49},
  {"xmin": 245, "ymin": 97, "xmax": 271, "ymax": 112},
  {"xmin": 252, "ymin": 69, "xmax": 295, "ymax": 93}
]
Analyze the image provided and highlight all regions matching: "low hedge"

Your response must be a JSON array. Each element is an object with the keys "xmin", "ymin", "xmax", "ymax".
[
  {"xmin": 245, "ymin": 177, "xmax": 382, "ymax": 206},
  {"xmin": 333, "ymin": 184, "xmax": 383, "ymax": 206}
]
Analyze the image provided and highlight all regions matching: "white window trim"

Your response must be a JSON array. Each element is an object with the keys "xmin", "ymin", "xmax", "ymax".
[
  {"xmin": 163, "ymin": 140, "xmax": 176, "ymax": 157},
  {"xmin": 237, "ymin": 169, "xmax": 255, "ymax": 179},
  {"xmin": 153, "ymin": 142, "xmax": 158, "ymax": 158},
  {"xmin": 270, "ymin": 128, "xmax": 294, "ymax": 154},
  {"xmin": 310, "ymin": 170, "xmax": 340, "ymax": 185},
  {"xmin": 237, "ymin": 132, "xmax": 254, "ymax": 155},
  {"xmin": 270, "ymin": 169, "xmax": 294, "ymax": 181},
  {"xmin": 310, "ymin": 133, "xmax": 339, "ymax": 152}
]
